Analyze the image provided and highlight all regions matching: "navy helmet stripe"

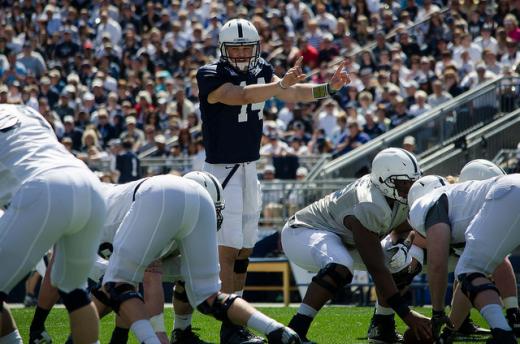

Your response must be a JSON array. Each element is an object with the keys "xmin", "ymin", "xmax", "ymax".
[
  {"xmin": 237, "ymin": 22, "xmax": 243, "ymax": 38},
  {"xmin": 206, "ymin": 173, "xmax": 221, "ymax": 202},
  {"xmin": 400, "ymin": 148, "xmax": 418, "ymax": 173},
  {"xmin": 438, "ymin": 176, "xmax": 446, "ymax": 186}
]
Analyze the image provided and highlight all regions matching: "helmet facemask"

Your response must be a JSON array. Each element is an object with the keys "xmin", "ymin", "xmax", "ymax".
[
  {"xmin": 379, "ymin": 175, "xmax": 418, "ymax": 204},
  {"xmin": 220, "ymin": 42, "xmax": 260, "ymax": 73},
  {"xmin": 215, "ymin": 202, "xmax": 225, "ymax": 231}
]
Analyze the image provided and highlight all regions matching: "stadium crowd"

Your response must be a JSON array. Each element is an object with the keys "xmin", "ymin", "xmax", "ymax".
[{"xmin": 1, "ymin": 0, "xmax": 520, "ymax": 182}]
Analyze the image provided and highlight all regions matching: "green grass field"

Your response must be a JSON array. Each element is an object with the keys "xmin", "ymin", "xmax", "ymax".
[{"xmin": 11, "ymin": 306, "xmax": 490, "ymax": 343}]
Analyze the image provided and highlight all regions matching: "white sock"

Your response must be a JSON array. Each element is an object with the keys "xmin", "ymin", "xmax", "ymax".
[
  {"xmin": 480, "ymin": 304, "xmax": 512, "ymax": 331},
  {"xmin": 234, "ymin": 290, "xmax": 243, "ymax": 297},
  {"xmin": 0, "ymin": 329, "xmax": 22, "ymax": 344},
  {"xmin": 174, "ymin": 313, "xmax": 192, "ymax": 330},
  {"xmin": 247, "ymin": 311, "xmax": 283, "ymax": 335},
  {"xmin": 375, "ymin": 300, "xmax": 395, "ymax": 315},
  {"xmin": 503, "ymin": 296, "xmax": 519, "ymax": 310},
  {"xmin": 297, "ymin": 303, "xmax": 318, "ymax": 318},
  {"xmin": 130, "ymin": 320, "xmax": 161, "ymax": 344}
]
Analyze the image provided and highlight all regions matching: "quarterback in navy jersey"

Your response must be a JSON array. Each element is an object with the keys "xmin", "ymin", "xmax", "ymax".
[{"xmin": 197, "ymin": 18, "xmax": 350, "ymax": 344}]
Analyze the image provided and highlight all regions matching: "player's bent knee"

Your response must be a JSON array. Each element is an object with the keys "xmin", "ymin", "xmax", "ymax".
[
  {"xmin": 104, "ymin": 282, "xmax": 144, "ymax": 314},
  {"xmin": 234, "ymin": 258, "xmax": 250, "ymax": 273},
  {"xmin": 312, "ymin": 263, "xmax": 353, "ymax": 295},
  {"xmin": 458, "ymin": 272, "xmax": 500, "ymax": 305},
  {"xmin": 58, "ymin": 288, "xmax": 91, "ymax": 313},
  {"xmin": 197, "ymin": 292, "xmax": 238, "ymax": 322}
]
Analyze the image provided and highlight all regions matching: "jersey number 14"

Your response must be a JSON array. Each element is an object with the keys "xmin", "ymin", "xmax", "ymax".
[{"xmin": 238, "ymin": 77, "xmax": 266, "ymax": 123}]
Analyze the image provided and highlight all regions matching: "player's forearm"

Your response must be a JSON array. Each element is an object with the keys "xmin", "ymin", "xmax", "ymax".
[
  {"xmin": 428, "ymin": 259, "xmax": 448, "ymax": 311},
  {"xmin": 241, "ymin": 82, "xmax": 285, "ymax": 104}
]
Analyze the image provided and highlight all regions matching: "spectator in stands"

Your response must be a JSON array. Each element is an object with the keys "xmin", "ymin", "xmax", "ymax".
[
  {"xmin": 308, "ymin": 128, "xmax": 333, "ymax": 155},
  {"xmin": 474, "ymin": 24, "xmax": 498, "ymax": 54},
  {"xmin": 261, "ymin": 132, "xmax": 291, "ymax": 158},
  {"xmin": 317, "ymin": 99, "xmax": 340, "ymax": 138},
  {"xmin": 428, "ymin": 79, "xmax": 453, "ymax": 107},
  {"xmin": 332, "ymin": 121, "xmax": 370, "ymax": 158},
  {"xmin": 363, "ymin": 111, "xmax": 385, "ymax": 139},
  {"xmin": 16, "ymin": 41, "xmax": 46, "ymax": 78},
  {"xmin": 443, "ymin": 69, "xmax": 465, "ymax": 97},
  {"xmin": 402, "ymin": 135, "xmax": 416, "ymax": 153},
  {"xmin": 116, "ymin": 138, "xmax": 140, "ymax": 183},
  {"xmin": 461, "ymin": 62, "xmax": 497, "ymax": 89},
  {"xmin": 390, "ymin": 96, "xmax": 413, "ymax": 128},
  {"xmin": 501, "ymin": 38, "xmax": 520, "ymax": 67},
  {"xmin": 62, "ymin": 115, "xmax": 83, "ymax": 151},
  {"xmin": 409, "ymin": 90, "xmax": 432, "ymax": 117},
  {"xmin": 119, "ymin": 116, "xmax": 144, "ymax": 151}
]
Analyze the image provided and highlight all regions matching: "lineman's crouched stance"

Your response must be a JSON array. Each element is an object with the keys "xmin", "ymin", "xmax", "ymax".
[{"xmin": 90, "ymin": 173, "xmax": 300, "ymax": 344}]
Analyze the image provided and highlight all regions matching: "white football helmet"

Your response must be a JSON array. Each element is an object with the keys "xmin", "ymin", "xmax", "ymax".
[
  {"xmin": 407, "ymin": 175, "xmax": 448, "ymax": 207},
  {"xmin": 219, "ymin": 18, "xmax": 260, "ymax": 73},
  {"xmin": 458, "ymin": 159, "xmax": 505, "ymax": 182},
  {"xmin": 370, "ymin": 148, "xmax": 422, "ymax": 204},
  {"xmin": 184, "ymin": 171, "xmax": 225, "ymax": 231}
]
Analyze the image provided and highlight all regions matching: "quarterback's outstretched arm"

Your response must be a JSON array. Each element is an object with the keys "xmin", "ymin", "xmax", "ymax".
[{"xmin": 208, "ymin": 58, "xmax": 350, "ymax": 105}]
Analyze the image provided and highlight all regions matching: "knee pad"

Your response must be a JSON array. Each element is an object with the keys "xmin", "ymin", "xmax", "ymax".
[
  {"xmin": 459, "ymin": 272, "xmax": 500, "ymax": 305},
  {"xmin": 197, "ymin": 293, "xmax": 238, "ymax": 322},
  {"xmin": 58, "ymin": 288, "xmax": 91, "ymax": 313},
  {"xmin": 91, "ymin": 283, "xmax": 112, "ymax": 308},
  {"xmin": 104, "ymin": 282, "xmax": 144, "ymax": 314},
  {"xmin": 0, "ymin": 292, "xmax": 7, "ymax": 312},
  {"xmin": 234, "ymin": 259, "xmax": 250, "ymax": 274},
  {"xmin": 311, "ymin": 263, "xmax": 353, "ymax": 295},
  {"xmin": 173, "ymin": 281, "xmax": 189, "ymax": 303}
]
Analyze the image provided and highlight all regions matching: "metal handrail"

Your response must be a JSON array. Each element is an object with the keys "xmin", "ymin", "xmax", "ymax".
[{"xmin": 314, "ymin": 76, "xmax": 509, "ymax": 179}]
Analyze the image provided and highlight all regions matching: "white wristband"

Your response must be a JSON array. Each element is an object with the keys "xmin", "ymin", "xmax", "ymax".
[{"xmin": 150, "ymin": 313, "xmax": 166, "ymax": 333}]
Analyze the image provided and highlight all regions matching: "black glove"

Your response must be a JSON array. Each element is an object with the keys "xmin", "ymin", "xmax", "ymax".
[{"xmin": 432, "ymin": 310, "xmax": 453, "ymax": 340}]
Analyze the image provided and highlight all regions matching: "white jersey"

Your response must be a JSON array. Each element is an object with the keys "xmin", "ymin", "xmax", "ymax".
[
  {"xmin": 99, "ymin": 179, "xmax": 145, "ymax": 244},
  {"xmin": 409, "ymin": 178, "xmax": 496, "ymax": 245},
  {"xmin": 0, "ymin": 104, "xmax": 86, "ymax": 207},
  {"xmin": 292, "ymin": 175, "xmax": 409, "ymax": 245}
]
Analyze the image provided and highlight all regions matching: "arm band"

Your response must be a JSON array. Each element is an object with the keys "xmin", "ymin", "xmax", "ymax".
[
  {"xmin": 150, "ymin": 312, "xmax": 166, "ymax": 333},
  {"xmin": 312, "ymin": 83, "xmax": 337, "ymax": 99},
  {"xmin": 278, "ymin": 80, "xmax": 288, "ymax": 89},
  {"xmin": 387, "ymin": 292, "xmax": 411, "ymax": 318}
]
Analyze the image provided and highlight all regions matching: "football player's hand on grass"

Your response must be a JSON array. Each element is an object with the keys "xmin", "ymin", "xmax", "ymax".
[{"xmin": 404, "ymin": 309, "xmax": 432, "ymax": 341}]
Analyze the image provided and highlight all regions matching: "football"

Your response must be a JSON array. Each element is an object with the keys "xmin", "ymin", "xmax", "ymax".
[{"xmin": 402, "ymin": 328, "xmax": 434, "ymax": 344}]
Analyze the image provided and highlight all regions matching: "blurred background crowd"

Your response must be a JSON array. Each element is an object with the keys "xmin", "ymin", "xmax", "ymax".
[{"xmin": 1, "ymin": 0, "xmax": 520, "ymax": 183}]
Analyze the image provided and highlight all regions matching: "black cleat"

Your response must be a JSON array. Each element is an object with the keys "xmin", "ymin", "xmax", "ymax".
[
  {"xmin": 266, "ymin": 327, "xmax": 301, "ymax": 344},
  {"xmin": 367, "ymin": 314, "xmax": 403, "ymax": 344},
  {"xmin": 507, "ymin": 308, "xmax": 520, "ymax": 337},
  {"xmin": 28, "ymin": 329, "xmax": 52, "ymax": 344},
  {"xmin": 220, "ymin": 323, "xmax": 265, "ymax": 344},
  {"xmin": 170, "ymin": 326, "xmax": 210, "ymax": 344},
  {"xmin": 287, "ymin": 313, "xmax": 315, "ymax": 344},
  {"xmin": 486, "ymin": 328, "xmax": 517, "ymax": 344},
  {"xmin": 456, "ymin": 315, "xmax": 491, "ymax": 336}
]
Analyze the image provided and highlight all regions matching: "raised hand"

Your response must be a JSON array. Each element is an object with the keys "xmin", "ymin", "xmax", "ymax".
[
  {"xmin": 328, "ymin": 61, "xmax": 351, "ymax": 91},
  {"xmin": 280, "ymin": 56, "xmax": 306, "ymax": 88}
]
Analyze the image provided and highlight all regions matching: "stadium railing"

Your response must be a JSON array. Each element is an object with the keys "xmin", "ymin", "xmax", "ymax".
[
  {"xmin": 420, "ymin": 107, "xmax": 520, "ymax": 175},
  {"xmin": 311, "ymin": 76, "xmax": 520, "ymax": 180}
]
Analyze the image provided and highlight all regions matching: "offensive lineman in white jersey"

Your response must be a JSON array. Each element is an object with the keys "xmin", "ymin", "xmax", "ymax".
[
  {"xmin": 31, "ymin": 172, "xmax": 301, "ymax": 344},
  {"xmin": 408, "ymin": 172, "xmax": 520, "ymax": 343},
  {"xmin": 0, "ymin": 105, "xmax": 107, "ymax": 343},
  {"xmin": 282, "ymin": 148, "xmax": 432, "ymax": 343}
]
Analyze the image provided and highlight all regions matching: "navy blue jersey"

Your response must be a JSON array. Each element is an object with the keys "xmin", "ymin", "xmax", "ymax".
[{"xmin": 197, "ymin": 58, "xmax": 274, "ymax": 164}]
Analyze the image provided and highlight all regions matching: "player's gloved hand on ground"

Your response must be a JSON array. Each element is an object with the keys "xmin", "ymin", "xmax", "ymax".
[
  {"xmin": 403, "ymin": 309, "xmax": 432, "ymax": 341},
  {"xmin": 387, "ymin": 242, "xmax": 411, "ymax": 272},
  {"xmin": 431, "ymin": 310, "xmax": 454, "ymax": 341},
  {"xmin": 279, "ymin": 56, "xmax": 306, "ymax": 88}
]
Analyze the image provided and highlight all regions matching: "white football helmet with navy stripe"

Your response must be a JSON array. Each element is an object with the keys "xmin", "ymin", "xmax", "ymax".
[
  {"xmin": 407, "ymin": 175, "xmax": 448, "ymax": 208},
  {"xmin": 458, "ymin": 159, "xmax": 505, "ymax": 182},
  {"xmin": 184, "ymin": 171, "xmax": 225, "ymax": 231},
  {"xmin": 219, "ymin": 18, "xmax": 260, "ymax": 73},
  {"xmin": 370, "ymin": 148, "xmax": 422, "ymax": 204}
]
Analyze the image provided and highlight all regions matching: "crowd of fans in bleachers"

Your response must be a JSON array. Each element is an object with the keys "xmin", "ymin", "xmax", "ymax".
[{"xmin": 1, "ymin": 0, "xmax": 520, "ymax": 182}]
